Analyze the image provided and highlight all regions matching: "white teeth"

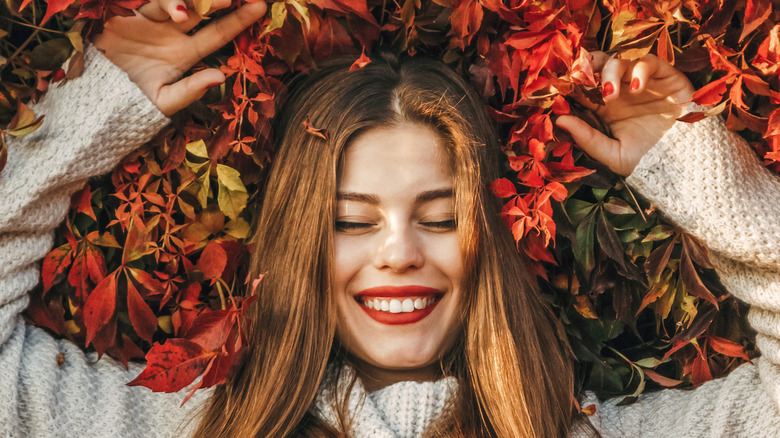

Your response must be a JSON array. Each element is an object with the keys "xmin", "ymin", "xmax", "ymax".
[{"xmin": 361, "ymin": 296, "xmax": 438, "ymax": 313}]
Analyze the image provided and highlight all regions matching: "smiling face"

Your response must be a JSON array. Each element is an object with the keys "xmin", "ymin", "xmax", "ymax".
[{"xmin": 333, "ymin": 121, "xmax": 465, "ymax": 389}]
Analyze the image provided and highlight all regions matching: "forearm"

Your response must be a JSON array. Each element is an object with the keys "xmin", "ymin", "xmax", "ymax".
[
  {"xmin": 0, "ymin": 44, "xmax": 169, "ymax": 346},
  {"xmin": 626, "ymin": 114, "xmax": 780, "ymax": 270}
]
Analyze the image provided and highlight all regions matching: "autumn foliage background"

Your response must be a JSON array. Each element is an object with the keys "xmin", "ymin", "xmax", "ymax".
[{"xmin": 1, "ymin": 0, "xmax": 778, "ymax": 405}]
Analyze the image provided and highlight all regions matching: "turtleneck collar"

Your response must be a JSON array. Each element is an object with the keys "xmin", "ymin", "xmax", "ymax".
[{"xmin": 312, "ymin": 366, "xmax": 458, "ymax": 437}]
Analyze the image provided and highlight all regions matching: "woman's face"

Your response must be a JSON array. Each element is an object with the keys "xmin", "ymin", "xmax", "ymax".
[{"xmin": 333, "ymin": 121, "xmax": 465, "ymax": 389}]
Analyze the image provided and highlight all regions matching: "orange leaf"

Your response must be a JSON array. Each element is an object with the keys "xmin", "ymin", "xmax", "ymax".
[{"xmin": 709, "ymin": 336, "xmax": 751, "ymax": 362}]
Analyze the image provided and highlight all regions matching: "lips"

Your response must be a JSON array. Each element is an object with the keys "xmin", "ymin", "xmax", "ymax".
[{"xmin": 354, "ymin": 286, "xmax": 443, "ymax": 325}]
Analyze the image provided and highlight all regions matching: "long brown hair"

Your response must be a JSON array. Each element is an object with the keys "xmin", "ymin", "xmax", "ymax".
[{"xmin": 191, "ymin": 53, "xmax": 574, "ymax": 437}]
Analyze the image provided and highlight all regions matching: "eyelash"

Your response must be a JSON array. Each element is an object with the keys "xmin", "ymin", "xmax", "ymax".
[{"xmin": 334, "ymin": 219, "xmax": 456, "ymax": 232}]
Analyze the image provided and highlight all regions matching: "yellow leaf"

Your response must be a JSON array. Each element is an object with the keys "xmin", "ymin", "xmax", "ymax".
[
  {"xmin": 193, "ymin": 0, "xmax": 212, "ymax": 17},
  {"xmin": 574, "ymin": 295, "xmax": 598, "ymax": 319},
  {"xmin": 290, "ymin": 0, "xmax": 310, "ymax": 29},
  {"xmin": 66, "ymin": 21, "xmax": 86, "ymax": 52},
  {"xmin": 7, "ymin": 102, "xmax": 45, "ymax": 137},
  {"xmin": 263, "ymin": 1, "xmax": 288, "ymax": 36},
  {"xmin": 194, "ymin": 170, "xmax": 211, "ymax": 208},
  {"xmin": 65, "ymin": 320, "xmax": 81, "ymax": 335},
  {"xmin": 186, "ymin": 139, "xmax": 210, "ymax": 160},
  {"xmin": 157, "ymin": 315, "xmax": 173, "ymax": 334},
  {"xmin": 216, "ymin": 164, "xmax": 248, "ymax": 220},
  {"xmin": 224, "ymin": 217, "xmax": 250, "ymax": 239}
]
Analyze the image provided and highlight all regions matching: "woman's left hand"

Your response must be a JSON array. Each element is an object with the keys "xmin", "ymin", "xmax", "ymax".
[{"xmin": 555, "ymin": 52, "xmax": 695, "ymax": 176}]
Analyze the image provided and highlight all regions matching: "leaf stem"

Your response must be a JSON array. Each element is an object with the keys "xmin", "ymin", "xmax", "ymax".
[
  {"xmin": 0, "ymin": 27, "xmax": 40, "ymax": 75},
  {"xmin": 0, "ymin": 15, "xmax": 67, "ymax": 34}
]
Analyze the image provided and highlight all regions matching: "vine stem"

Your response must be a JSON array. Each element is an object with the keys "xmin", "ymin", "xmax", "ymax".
[{"xmin": 0, "ymin": 27, "xmax": 40, "ymax": 74}]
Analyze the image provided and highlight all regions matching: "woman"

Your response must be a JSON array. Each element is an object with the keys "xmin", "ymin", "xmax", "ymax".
[
  {"xmin": 1, "ymin": 2, "xmax": 778, "ymax": 438},
  {"xmin": 190, "ymin": 54, "xmax": 573, "ymax": 436}
]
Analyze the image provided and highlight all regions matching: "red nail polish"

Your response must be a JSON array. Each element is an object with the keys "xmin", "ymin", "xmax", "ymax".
[
  {"xmin": 602, "ymin": 82, "xmax": 614, "ymax": 97},
  {"xmin": 176, "ymin": 5, "xmax": 187, "ymax": 12},
  {"xmin": 630, "ymin": 77, "xmax": 640, "ymax": 91}
]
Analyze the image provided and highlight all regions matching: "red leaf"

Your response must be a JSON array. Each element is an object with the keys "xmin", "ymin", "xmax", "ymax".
[
  {"xmin": 679, "ymin": 243, "xmax": 718, "ymax": 308},
  {"xmin": 127, "ymin": 339, "xmax": 215, "ymax": 393},
  {"xmin": 183, "ymin": 309, "xmax": 235, "ymax": 351},
  {"xmin": 740, "ymin": 0, "xmax": 772, "ymax": 43},
  {"xmin": 709, "ymin": 336, "xmax": 751, "ymax": 361},
  {"xmin": 691, "ymin": 343, "xmax": 713, "ymax": 385},
  {"xmin": 40, "ymin": 0, "xmax": 78, "ymax": 23},
  {"xmin": 349, "ymin": 50, "xmax": 372, "ymax": 71},
  {"xmin": 83, "ymin": 272, "xmax": 119, "ymax": 347},
  {"xmin": 72, "ymin": 185, "xmax": 97, "ymax": 221},
  {"xmin": 692, "ymin": 75, "xmax": 733, "ymax": 106},
  {"xmin": 677, "ymin": 112, "xmax": 707, "ymax": 123},
  {"xmin": 490, "ymin": 178, "xmax": 517, "ymax": 198},
  {"xmin": 127, "ymin": 279, "xmax": 158, "ymax": 343},
  {"xmin": 643, "ymin": 369, "xmax": 683, "ymax": 387},
  {"xmin": 197, "ymin": 240, "xmax": 228, "ymax": 280},
  {"xmin": 41, "ymin": 243, "xmax": 73, "ymax": 293},
  {"xmin": 302, "ymin": 117, "xmax": 329, "ymax": 140},
  {"xmin": 126, "ymin": 267, "xmax": 165, "ymax": 297}
]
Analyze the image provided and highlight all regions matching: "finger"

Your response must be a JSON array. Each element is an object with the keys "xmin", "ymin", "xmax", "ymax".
[
  {"xmin": 136, "ymin": 1, "xmax": 172, "ymax": 22},
  {"xmin": 555, "ymin": 115, "xmax": 626, "ymax": 175},
  {"xmin": 600, "ymin": 56, "xmax": 630, "ymax": 103},
  {"xmin": 165, "ymin": 0, "xmax": 191, "ymax": 22},
  {"xmin": 628, "ymin": 55, "xmax": 660, "ymax": 94},
  {"xmin": 156, "ymin": 68, "xmax": 225, "ymax": 115},
  {"xmin": 190, "ymin": 1, "xmax": 267, "ymax": 57}
]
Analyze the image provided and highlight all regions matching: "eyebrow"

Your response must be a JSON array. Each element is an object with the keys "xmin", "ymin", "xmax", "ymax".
[{"xmin": 336, "ymin": 188, "xmax": 454, "ymax": 205}]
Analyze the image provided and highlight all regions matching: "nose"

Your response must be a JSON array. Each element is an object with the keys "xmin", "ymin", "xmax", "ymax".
[{"xmin": 372, "ymin": 225, "xmax": 424, "ymax": 272}]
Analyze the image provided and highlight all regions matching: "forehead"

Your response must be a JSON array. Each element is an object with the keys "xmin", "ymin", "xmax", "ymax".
[{"xmin": 338, "ymin": 122, "xmax": 453, "ymax": 193}]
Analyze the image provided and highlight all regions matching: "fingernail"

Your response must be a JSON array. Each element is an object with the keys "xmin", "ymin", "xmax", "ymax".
[
  {"xmin": 630, "ymin": 77, "xmax": 640, "ymax": 91},
  {"xmin": 176, "ymin": 5, "xmax": 187, "ymax": 13},
  {"xmin": 207, "ymin": 82, "xmax": 223, "ymax": 89},
  {"xmin": 602, "ymin": 81, "xmax": 614, "ymax": 97}
]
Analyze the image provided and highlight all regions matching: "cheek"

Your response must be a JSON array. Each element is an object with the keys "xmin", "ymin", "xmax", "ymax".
[
  {"xmin": 333, "ymin": 236, "xmax": 366, "ymax": 292},
  {"xmin": 427, "ymin": 234, "xmax": 465, "ymax": 286}
]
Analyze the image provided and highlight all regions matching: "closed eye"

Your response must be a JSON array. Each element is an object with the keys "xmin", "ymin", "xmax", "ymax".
[
  {"xmin": 335, "ymin": 221, "xmax": 374, "ymax": 232},
  {"xmin": 420, "ymin": 219, "xmax": 457, "ymax": 230}
]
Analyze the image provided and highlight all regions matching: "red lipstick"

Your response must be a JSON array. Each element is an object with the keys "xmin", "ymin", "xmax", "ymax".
[{"xmin": 354, "ymin": 286, "xmax": 443, "ymax": 325}]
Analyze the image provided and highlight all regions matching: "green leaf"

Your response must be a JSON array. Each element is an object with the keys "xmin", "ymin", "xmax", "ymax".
[
  {"xmin": 566, "ymin": 198, "xmax": 596, "ymax": 223},
  {"xmin": 596, "ymin": 208, "xmax": 627, "ymax": 270},
  {"xmin": 603, "ymin": 197, "xmax": 635, "ymax": 215},
  {"xmin": 573, "ymin": 209, "xmax": 596, "ymax": 272},
  {"xmin": 29, "ymin": 38, "xmax": 71, "ymax": 70}
]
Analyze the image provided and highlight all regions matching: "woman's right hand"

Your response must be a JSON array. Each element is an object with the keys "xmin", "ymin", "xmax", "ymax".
[
  {"xmin": 555, "ymin": 52, "xmax": 694, "ymax": 176},
  {"xmin": 92, "ymin": 0, "xmax": 267, "ymax": 116}
]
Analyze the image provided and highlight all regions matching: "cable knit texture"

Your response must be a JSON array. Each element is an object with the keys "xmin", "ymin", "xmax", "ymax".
[
  {"xmin": 0, "ymin": 46, "xmax": 211, "ymax": 437},
  {"xmin": 574, "ymin": 110, "xmax": 780, "ymax": 437},
  {"xmin": 313, "ymin": 367, "xmax": 457, "ymax": 437},
  {"xmin": 2, "ymin": 45, "xmax": 780, "ymax": 437}
]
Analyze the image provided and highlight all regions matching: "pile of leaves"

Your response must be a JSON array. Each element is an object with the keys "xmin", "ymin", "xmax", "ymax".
[{"xmin": 2, "ymin": 0, "xmax": 776, "ymax": 405}]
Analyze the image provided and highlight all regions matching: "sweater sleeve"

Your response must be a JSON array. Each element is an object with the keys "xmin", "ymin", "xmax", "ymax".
[
  {"xmin": 573, "ymin": 114, "xmax": 780, "ymax": 437},
  {"xmin": 0, "ymin": 46, "xmax": 209, "ymax": 437}
]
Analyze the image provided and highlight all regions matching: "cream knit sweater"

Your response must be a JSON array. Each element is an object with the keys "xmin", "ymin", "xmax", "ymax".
[{"xmin": 1, "ymin": 46, "xmax": 778, "ymax": 437}]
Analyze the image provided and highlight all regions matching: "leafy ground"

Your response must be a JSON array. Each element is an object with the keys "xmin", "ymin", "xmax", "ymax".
[{"xmin": 1, "ymin": 0, "xmax": 776, "ymax": 406}]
